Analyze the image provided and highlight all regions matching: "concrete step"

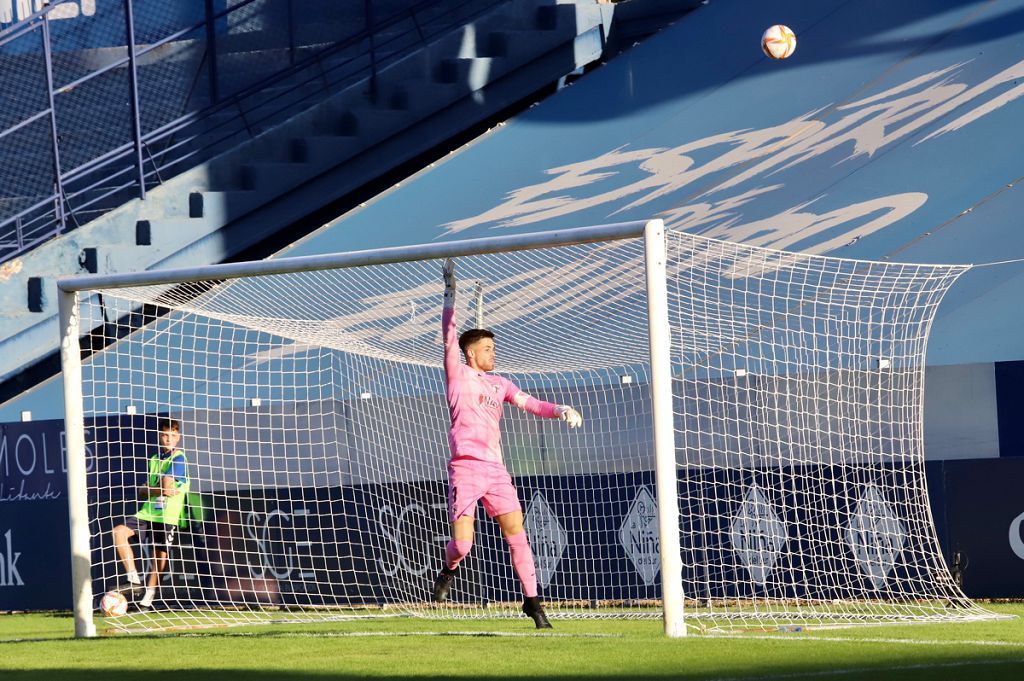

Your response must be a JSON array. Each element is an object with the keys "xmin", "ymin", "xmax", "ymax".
[
  {"xmin": 133, "ymin": 216, "xmax": 221, "ymax": 248},
  {"xmin": 311, "ymin": 103, "xmax": 412, "ymax": 138},
  {"xmin": 435, "ymin": 57, "xmax": 500, "ymax": 88},
  {"xmin": 181, "ymin": 75, "xmax": 345, "ymax": 162},
  {"xmin": 289, "ymin": 135, "xmax": 361, "ymax": 169},
  {"xmin": 387, "ymin": 78, "xmax": 463, "ymax": 114},
  {"xmin": 482, "ymin": 2, "xmax": 559, "ymax": 30},
  {"xmin": 421, "ymin": 15, "xmax": 519, "ymax": 61},
  {"xmin": 187, "ymin": 189, "xmax": 263, "ymax": 224},
  {"xmin": 238, "ymin": 80, "xmax": 331, "ymax": 115},
  {"xmin": 410, "ymin": 3, "xmax": 463, "ymax": 30},
  {"xmin": 344, "ymin": 106, "xmax": 417, "ymax": 142},
  {"xmin": 536, "ymin": 3, "xmax": 581, "ymax": 31},
  {"xmin": 239, "ymin": 161, "xmax": 310, "ymax": 192},
  {"xmin": 369, "ymin": 50, "xmax": 434, "ymax": 85},
  {"xmin": 90, "ymin": 243, "xmax": 160, "ymax": 274},
  {"xmin": 486, "ymin": 27, "xmax": 574, "ymax": 63},
  {"xmin": 205, "ymin": 128, "xmax": 306, "ymax": 187},
  {"xmin": 91, "ymin": 214, "xmax": 241, "ymax": 272},
  {"xmin": 0, "ymin": 244, "xmax": 87, "ymax": 316},
  {"xmin": 0, "ymin": 269, "xmax": 38, "ymax": 316},
  {"xmin": 205, "ymin": 122, "xmax": 310, "ymax": 171}
]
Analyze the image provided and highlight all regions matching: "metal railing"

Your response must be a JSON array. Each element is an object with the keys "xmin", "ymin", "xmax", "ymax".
[{"xmin": 0, "ymin": 0, "xmax": 505, "ymax": 265}]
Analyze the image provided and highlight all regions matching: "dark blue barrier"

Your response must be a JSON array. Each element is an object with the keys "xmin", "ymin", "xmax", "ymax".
[
  {"xmin": 0, "ymin": 499, "xmax": 71, "ymax": 608},
  {"xmin": 82, "ymin": 468, "xmax": 980, "ymax": 608},
  {"xmin": 941, "ymin": 458, "xmax": 1024, "ymax": 597},
  {"xmin": 83, "ymin": 474, "xmax": 665, "ymax": 608},
  {"xmin": 0, "ymin": 420, "xmax": 74, "ymax": 608},
  {"xmin": 995, "ymin": 360, "xmax": 1024, "ymax": 458}
]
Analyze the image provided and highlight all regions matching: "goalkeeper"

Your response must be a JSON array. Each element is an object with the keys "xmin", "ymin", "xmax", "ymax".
[{"xmin": 433, "ymin": 258, "xmax": 582, "ymax": 629}]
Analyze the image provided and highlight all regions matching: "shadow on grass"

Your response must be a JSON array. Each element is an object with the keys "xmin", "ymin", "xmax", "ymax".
[
  {"xmin": 2, "ymin": 664, "xmax": 1024, "ymax": 681},
  {"xmin": 3, "ymin": 653, "xmax": 1024, "ymax": 681}
]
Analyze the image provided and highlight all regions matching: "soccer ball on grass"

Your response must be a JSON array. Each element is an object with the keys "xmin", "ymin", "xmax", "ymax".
[{"xmin": 100, "ymin": 590, "xmax": 128, "ymax": 617}]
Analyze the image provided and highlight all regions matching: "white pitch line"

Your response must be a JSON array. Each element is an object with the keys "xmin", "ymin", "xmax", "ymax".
[
  {"xmin": 706, "ymin": 658, "xmax": 1024, "ymax": 681},
  {"xmin": 710, "ymin": 633, "xmax": 1024, "ymax": 649}
]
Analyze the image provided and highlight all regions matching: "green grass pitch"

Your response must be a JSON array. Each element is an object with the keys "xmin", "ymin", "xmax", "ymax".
[{"xmin": 2, "ymin": 604, "xmax": 1023, "ymax": 680}]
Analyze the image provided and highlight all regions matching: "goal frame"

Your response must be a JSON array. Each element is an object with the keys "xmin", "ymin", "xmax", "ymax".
[{"xmin": 57, "ymin": 219, "xmax": 684, "ymax": 638}]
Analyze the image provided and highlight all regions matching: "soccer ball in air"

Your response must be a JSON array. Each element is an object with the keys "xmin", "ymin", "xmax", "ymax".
[
  {"xmin": 761, "ymin": 24, "xmax": 796, "ymax": 59},
  {"xmin": 100, "ymin": 591, "xmax": 128, "ymax": 617}
]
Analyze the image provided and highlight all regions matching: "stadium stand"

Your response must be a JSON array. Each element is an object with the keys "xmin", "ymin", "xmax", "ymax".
[{"xmin": 0, "ymin": 0, "xmax": 667, "ymax": 403}]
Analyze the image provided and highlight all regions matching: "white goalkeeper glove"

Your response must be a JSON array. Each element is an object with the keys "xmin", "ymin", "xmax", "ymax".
[
  {"xmin": 442, "ymin": 258, "xmax": 456, "ymax": 293},
  {"xmin": 556, "ymin": 405, "xmax": 582, "ymax": 429}
]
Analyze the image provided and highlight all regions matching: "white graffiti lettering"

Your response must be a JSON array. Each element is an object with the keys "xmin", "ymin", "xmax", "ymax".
[{"xmin": 440, "ymin": 59, "xmax": 1024, "ymax": 254}]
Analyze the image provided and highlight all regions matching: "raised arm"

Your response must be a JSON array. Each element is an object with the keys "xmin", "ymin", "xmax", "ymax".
[{"xmin": 442, "ymin": 258, "xmax": 461, "ymax": 378}]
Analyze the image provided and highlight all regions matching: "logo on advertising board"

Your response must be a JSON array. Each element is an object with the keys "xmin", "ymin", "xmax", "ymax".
[
  {"xmin": 524, "ymin": 492, "xmax": 566, "ymax": 589},
  {"xmin": 847, "ymin": 484, "xmax": 906, "ymax": 589},
  {"xmin": 1010, "ymin": 511, "xmax": 1024, "ymax": 561},
  {"xmin": 0, "ymin": 529, "xmax": 24, "ymax": 587},
  {"xmin": 620, "ymin": 487, "xmax": 660, "ymax": 585},
  {"xmin": 729, "ymin": 485, "xmax": 787, "ymax": 585},
  {"xmin": 0, "ymin": 421, "xmax": 90, "ymax": 503}
]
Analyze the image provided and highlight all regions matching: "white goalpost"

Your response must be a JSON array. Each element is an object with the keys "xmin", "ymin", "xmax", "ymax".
[{"xmin": 58, "ymin": 219, "xmax": 1001, "ymax": 637}]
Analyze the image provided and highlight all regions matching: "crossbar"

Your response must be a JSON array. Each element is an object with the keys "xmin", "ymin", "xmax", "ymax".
[{"xmin": 57, "ymin": 221, "xmax": 654, "ymax": 292}]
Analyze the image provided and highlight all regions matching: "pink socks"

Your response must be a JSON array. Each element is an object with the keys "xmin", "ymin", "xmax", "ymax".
[
  {"xmin": 445, "ymin": 533, "xmax": 539, "ymax": 598},
  {"xmin": 504, "ymin": 531, "xmax": 538, "ymax": 598},
  {"xmin": 445, "ymin": 539, "xmax": 473, "ymax": 570}
]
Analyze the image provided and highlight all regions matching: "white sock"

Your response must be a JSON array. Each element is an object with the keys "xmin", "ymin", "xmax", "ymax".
[
  {"xmin": 127, "ymin": 571, "xmax": 141, "ymax": 585},
  {"xmin": 140, "ymin": 587, "xmax": 156, "ymax": 607}
]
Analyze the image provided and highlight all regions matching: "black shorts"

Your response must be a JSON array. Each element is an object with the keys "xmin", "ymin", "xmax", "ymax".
[{"xmin": 123, "ymin": 516, "xmax": 178, "ymax": 550}]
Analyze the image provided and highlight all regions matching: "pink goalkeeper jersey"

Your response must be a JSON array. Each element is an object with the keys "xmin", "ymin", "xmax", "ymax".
[{"xmin": 443, "ymin": 303, "xmax": 559, "ymax": 465}]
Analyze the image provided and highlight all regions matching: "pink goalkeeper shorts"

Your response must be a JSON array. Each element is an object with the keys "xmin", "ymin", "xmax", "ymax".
[{"xmin": 447, "ymin": 458, "xmax": 522, "ymax": 522}]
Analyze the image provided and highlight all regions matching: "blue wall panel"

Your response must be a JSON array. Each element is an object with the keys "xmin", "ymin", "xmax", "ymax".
[
  {"xmin": 995, "ymin": 361, "xmax": 1024, "ymax": 457},
  {"xmin": 943, "ymin": 458, "xmax": 1024, "ymax": 596}
]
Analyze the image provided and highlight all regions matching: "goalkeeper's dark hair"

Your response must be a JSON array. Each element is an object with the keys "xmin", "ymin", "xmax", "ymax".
[
  {"xmin": 158, "ymin": 419, "xmax": 181, "ymax": 433},
  {"xmin": 459, "ymin": 328, "xmax": 495, "ymax": 356}
]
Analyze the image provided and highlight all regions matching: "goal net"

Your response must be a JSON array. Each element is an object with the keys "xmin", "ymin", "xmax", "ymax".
[{"xmin": 59, "ymin": 221, "xmax": 999, "ymax": 634}]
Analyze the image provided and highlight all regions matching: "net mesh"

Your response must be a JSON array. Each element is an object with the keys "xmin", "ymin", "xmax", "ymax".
[{"xmin": 72, "ymin": 229, "xmax": 999, "ymax": 633}]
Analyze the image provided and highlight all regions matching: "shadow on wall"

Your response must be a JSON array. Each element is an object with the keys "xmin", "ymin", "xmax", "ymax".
[{"xmin": 528, "ymin": 0, "xmax": 1023, "ymax": 123}]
